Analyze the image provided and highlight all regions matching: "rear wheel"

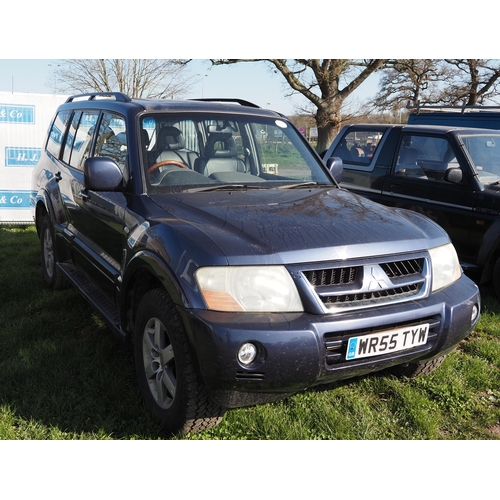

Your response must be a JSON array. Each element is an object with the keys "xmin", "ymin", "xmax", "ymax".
[
  {"xmin": 40, "ymin": 216, "xmax": 66, "ymax": 290},
  {"xmin": 390, "ymin": 355, "xmax": 446, "ymax": 378},
  {"xmin": 134, "ymin": 288, "xmax": 225, "ymax": 435}
]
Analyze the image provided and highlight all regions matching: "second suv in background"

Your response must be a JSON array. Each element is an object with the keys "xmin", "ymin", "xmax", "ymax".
[{"xmin": 323, "ymin": 122, "xmax": 500, "ymax": 297}]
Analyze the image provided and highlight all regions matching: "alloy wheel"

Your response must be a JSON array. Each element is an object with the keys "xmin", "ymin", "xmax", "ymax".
[{"xmin": 142, "ymin": 317, "xmax": 176, "ymax": 409}]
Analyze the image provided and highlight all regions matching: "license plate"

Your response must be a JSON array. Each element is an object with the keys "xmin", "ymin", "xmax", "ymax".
[{"xmin": 346, "ymin": 323, "xmax": 429, "ymax": 360}]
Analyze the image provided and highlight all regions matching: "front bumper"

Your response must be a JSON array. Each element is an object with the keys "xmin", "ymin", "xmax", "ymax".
[{"xmin": 182, "ymin": 274, "xmax": 480, "ymax": 408}]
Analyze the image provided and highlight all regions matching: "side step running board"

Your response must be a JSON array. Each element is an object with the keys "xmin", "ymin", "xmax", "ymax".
[{"xmin": 58, "ymin": 262, "xmax": 127, "ymax": 340}]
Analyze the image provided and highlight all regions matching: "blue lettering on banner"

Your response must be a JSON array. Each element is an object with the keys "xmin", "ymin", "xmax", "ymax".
[
  {"xmin": 49, "ymin": 124, "xmax": 64, "ymax": 146},
  {"xmin": 0, "ymin": 104, "xmax": 35, "ymax": 124},
  {"xmin": 63, "ymin": 133, "xmax": 84, "ymax": 152},
  {"xmin": 81, "ymin": 114, "xmax": 98, "ymax": 127},
  {"xmin": 142, "ymin": 118, "xmax": 156, "ymax": 130},
  {"xmin": 0, "ymin": 191, "xmax": 33, "ymax": 209},
  {"xmin": 5, "ymin": 147, "xmax": 42, "ymax": 166}
]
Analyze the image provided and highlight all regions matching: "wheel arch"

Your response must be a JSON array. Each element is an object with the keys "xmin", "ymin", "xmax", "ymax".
[
  {"xmin": 476, "ymin": 218, "xmax": 500, "ymax": 284},
  {"xmin": 34, "ymin": 191, "xmax": 55, "ymax": 235},
  {"xmin": 120, "ymin": 250, "xmax": 193, "ymax": 336}
]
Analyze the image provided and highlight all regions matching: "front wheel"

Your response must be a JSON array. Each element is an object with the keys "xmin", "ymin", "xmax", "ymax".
[
  {"xmin": 134, "ymin": 288, "xmax": 225, "ymax": 435},
  {"xmin": 389, "ymin": 355, "xmax": 446, "ymax": 379}
]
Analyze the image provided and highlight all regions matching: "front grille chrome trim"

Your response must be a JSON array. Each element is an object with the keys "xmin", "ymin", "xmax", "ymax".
[{"xmin": 295, "ymin": 253, "xmax": 430, "ymax": 313}]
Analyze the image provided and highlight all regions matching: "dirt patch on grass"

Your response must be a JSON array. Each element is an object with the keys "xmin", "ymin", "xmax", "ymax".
[{"xmin": 488, "ymin": 424, "xmax": 500, "ymax": 438}]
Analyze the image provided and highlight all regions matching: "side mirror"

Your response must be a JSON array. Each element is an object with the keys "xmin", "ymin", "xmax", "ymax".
[
  {"xmin": 327, "ymin": 156, "xmax": 343, "ymax": 183},
  {"xmin": 84, "ymin": 156, "xmax": 124, "ymax": 191},
  {"xmin": 444, "ymin": 167, "xmax": 463, "ymax": 184}
]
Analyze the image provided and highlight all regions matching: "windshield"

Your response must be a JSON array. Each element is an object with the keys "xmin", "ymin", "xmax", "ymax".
[
  {"xmin": 139, "ymin": 113, "xmax": 332, "ymax": 192},
  {"xmin": 460, "ymin": 133, "xmax": 500, "ymax": 184}
]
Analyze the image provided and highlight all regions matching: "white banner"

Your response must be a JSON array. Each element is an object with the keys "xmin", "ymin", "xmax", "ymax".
[{"xmin": 0, "ymin": 92, "xmax": 68, "ymax": 224}]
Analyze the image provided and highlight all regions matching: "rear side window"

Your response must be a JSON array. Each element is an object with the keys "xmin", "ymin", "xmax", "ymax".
[
  {"xmin": 46, "ymin": 110, "xmax": 72, "ymax": 158},
  {"xmin": 62, "ymin": 111, "xmax": 100, "ymax": 170},
  {"xmin": 332, "ymin": 129, "xmax": 383, "ymax": 166}
]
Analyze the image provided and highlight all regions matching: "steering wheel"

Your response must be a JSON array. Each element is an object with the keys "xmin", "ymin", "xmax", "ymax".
[{"xmin": 148, "ymin": 159, "xmax": 187, "ymax": 175}]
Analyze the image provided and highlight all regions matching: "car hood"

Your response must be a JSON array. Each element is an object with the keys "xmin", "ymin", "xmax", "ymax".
[{"xmin": 149, "ymin": 187, "xmax": 449, "ymax": 265}]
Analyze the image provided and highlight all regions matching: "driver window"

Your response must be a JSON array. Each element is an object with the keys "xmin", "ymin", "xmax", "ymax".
[
  {"xmin": 94, "ymin": 113, "xmax": 127, "ymax": 173},
  {"xmin": 395, "ymin": 135, "xmax": 463, "ymax": 182}
]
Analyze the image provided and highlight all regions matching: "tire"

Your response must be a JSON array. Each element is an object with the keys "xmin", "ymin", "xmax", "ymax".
[
  {"xmin": 390, "ymin": 355, "xmax": 446, "ymax": 379},
  {"xmin": 40, "ymin": 216, "xmax": 66, "ymax": 290},
  {"xmin": 134, "ymin": 288, "xmax": 225, "ymax": 435}
]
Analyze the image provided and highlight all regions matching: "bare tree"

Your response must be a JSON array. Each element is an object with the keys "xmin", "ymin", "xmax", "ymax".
[
  {"xmin": 211, "ymin": 59, "xmax": 387, "ymax": 152},
  {"xmin": 440, "ymin": 59, "xmax": 500, "ymax": 105},
  {"xmin": 375, "ymin": 59, "xmax": 500, "ymax": 109},
  {"xmin": 52, "ymin": 59, "xmax": 194, "ymax": 98},
  {"xmin": 371, "ymin": 59, "xmax": 452, "ymax": 111}
]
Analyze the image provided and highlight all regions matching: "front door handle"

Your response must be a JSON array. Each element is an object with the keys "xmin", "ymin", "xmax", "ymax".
[{"xmin": 389, "ymin": 183, "xmax": 402, "ymax": 193}]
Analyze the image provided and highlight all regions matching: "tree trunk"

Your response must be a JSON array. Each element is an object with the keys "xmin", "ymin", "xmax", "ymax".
[
  {"xmin": 209, "ymin": 59, "xmax": 388, "ymax": 152},
  {"xmin": 315, "ymin": 105, "xmax": 342, "ymax": 153}
]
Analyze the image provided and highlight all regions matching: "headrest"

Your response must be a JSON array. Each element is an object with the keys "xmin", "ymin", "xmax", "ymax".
[
  {"xmin": 141, "ymin": 128, "xmax": 150, "ymax": 147},
  {"xmin": 207, "ymin": 124, "xmax": 233, "ymax": 134},
  {"xmin": 113, "ymin": 132, "xmax": 127, "ymax": 145},
  {"xmin": 400, "ymin": 147, "xmax": 418, "ymax": 164},
  {"xmin": 158, "ymin": 126, "xmax": 185, "ymax": 150},
  {"xmin": 205, "ymin": 134, "xmax": 237, "ymax": 158}
]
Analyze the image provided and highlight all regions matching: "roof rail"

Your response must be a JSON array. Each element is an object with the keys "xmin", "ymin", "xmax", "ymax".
[
  {"xmin": 407, "ymin": 100, "xmax": 500, "ymax": 114},
  {"xmin": 65, "ymin": 92, "xmax": 132, "ymax": 103},
  {"xmin": 189, "ymin": 98, "xmax": 261, "ymax": 108}
]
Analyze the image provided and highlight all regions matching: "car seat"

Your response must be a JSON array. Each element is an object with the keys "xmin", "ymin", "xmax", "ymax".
[
  {"xmin": 152, "ymin": 126, "xmax": 198, "ymax": 169},
  {"xmin": 395, "ymin": 147, "xmax": 428, "ymax": 179},
  {"xmin": 195, "ymin": 127, "xmax": 246, "ymax": 177}
]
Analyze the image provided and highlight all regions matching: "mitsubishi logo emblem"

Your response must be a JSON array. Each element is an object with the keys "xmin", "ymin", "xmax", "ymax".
[{"xmin": 367, "ymin": 266, "xmax": 391, "ymax": 290}]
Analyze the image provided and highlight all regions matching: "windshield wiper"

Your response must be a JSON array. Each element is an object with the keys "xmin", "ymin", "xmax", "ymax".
[
  {"xmin": 186, "ymin": 184, "xmax": 268, "ymax": 193},
  {"xmin": 278, "ymin": 181, "xmax": 329, "ymax": 189}
]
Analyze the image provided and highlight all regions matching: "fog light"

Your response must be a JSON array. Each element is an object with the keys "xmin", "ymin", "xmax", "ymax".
[
  {"xmin": 238, "ymin": 343, "xmax": 257, "ymax": 365},
  {"xmin": 471, "ymin": 304, "xmax": 479, "ymax": 323}
]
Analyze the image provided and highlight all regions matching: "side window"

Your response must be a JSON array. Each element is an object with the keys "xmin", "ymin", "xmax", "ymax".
[
  {"xmin": 395, "ymin": 135, "xmax": 460, "ymax": 181},
  {"xmin": 46, "ymin": 110, "xmax": 72, "ymax": 158},
  {"xmin": 62, "ymin": 111, "xmax": 100, "ymax": 170},
  {"xmin": 332, "ymin": 129, "xmax": 383, "ymax": 166},
  {"xmin": 94, "ymin": 113, "xmax": 127, "ymax": 172},
  {"xmin": 62, "ymin": 111, "xmax": 81, "ymax": 165}
]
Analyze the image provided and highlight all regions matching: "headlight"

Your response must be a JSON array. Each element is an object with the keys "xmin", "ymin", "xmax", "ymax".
[
  {"xmin": 195, "ymin": 266, "xmax": 303, "ymax": 312},
  {"xmin": 429, "ymin": 243, "xmax": 462, "ymax": 292}
]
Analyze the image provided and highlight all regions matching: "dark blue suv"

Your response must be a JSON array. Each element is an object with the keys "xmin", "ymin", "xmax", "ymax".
[
  {"xmin": 31, "ymin": 92, "xmax": 480, "ymax": 435},
  {"xmin": 407, "ymin": 103, "xmax": 500, "ymax": 130}
]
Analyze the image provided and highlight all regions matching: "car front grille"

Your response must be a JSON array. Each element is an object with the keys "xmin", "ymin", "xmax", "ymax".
[
  {"xmin": 306, "ymin": 266, "xmax": 360, "ymax": 287},
  {"xmin": 298, "ymin": 254, "xmax": 429, "ymax": 313}
]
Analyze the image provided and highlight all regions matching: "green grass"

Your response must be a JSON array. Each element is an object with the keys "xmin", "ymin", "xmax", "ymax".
[{"xmin": 1, "ymin": 225, "xmax": 499, "ymax": 440}]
